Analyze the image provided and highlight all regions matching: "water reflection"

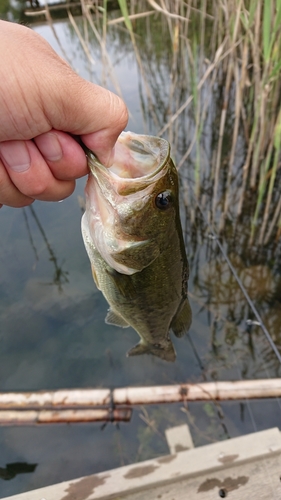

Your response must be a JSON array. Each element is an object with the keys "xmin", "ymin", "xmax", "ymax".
[
  {"xmin": 0, "ymin": 462, "xmax": 37, "ymax": 481},
  {"xmin": 24, "ymin": 205, "xmax": 69, "ymax": 291}
]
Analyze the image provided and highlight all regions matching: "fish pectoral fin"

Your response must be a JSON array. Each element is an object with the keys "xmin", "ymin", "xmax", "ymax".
[
  {"xmin": 105, "ymin": 268, "xmax": 136, "ymax": 299},
  {"xmin": 170, "ymin": 298, "xmax": 192, "ymax": 338},
  {"xmin": 127, "ymin": 341, "xmax": 176, "ymax": 362},
  {"xmin": 111, "ymin": 240, "xmax": 160, "ymax": 272},
  {"xmin": 105, "ymin": 308, "xmax": 130, "ymax": 328}
]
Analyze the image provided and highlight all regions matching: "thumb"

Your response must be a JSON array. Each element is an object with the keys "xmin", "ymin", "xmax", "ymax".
[
  {"xmin": 76, "ymin": 84, "xmax": 129, "ymax": 166},
  {"xmin": 44, "ymin": 72, "xmax": 128, "ymax": 166}
]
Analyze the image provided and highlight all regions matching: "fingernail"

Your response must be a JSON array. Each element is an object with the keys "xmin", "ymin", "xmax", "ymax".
[
  {"xmin": 35, "ymin": 132, "xmax": 63, "ymax": 161},
  {"xmin": 0, "ymin": 141, "xmax": 31, "ymax": 172}
]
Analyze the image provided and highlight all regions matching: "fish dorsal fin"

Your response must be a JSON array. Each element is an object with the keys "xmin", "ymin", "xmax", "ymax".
[
  {"xmin": 170, "ymin": 298, "xmax": 192, "ymax": 338},
  {"xmin": 105, "ymin": 308, "xmax": 129, "ymax": 328}
]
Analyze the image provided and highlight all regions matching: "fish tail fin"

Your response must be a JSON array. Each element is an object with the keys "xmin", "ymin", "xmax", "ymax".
[
  {"xmin": 127, "ymin": 340, "xmax": 176, "ymax": 362},
  {"xmin": 170, "ymin": 298, "xmax": 192, "ymax": 338}
]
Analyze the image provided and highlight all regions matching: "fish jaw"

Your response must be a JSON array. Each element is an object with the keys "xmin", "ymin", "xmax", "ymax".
[{"xmin": 127, "ymin": 338, "xmax": 176, "ymax": 362}]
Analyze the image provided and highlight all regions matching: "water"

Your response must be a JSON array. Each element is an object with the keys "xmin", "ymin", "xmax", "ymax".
[{"xmin": 1, "ymin": 7, "xmax": 281, "ymax": 498}]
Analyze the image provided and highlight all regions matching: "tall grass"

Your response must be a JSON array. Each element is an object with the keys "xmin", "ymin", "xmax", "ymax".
[
  {"xmin": 154, "ymin": 0, "xmax": 281, "ymax": 246},
  {"xmin": 26, "ymin": 0, "xmax": 281, "ymax": 247}
]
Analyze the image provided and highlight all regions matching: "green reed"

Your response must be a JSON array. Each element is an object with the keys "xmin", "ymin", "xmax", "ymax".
[
  {"xmin": 35, "ymin": 0, "xmax": 281, "ymax": 247},
  {"xmin": 172, "ymin": 0, "xmax": 281, "ymax": 245},
  {"xmin": 117, "ymin": 0, "xmax": 133, "ymax": 31}
]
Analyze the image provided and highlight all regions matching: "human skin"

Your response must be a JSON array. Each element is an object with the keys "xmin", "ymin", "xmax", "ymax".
[{"xmin": 0, "ymin": 20, "xmax": 128, "ymax": 208}]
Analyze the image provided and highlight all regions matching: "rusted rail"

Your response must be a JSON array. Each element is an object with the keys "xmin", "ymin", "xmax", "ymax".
[
  {"xmin": 0, "ymin": 408, "xmax": 132, "ymax": 425},
  {"xmin": 1, "ymin": 379, "xmax": 281, "ymax": 411}
]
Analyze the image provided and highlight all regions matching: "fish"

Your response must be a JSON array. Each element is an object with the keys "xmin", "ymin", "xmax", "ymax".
[{"xmin": 81, "ymin": 131, "xmax": 192, "ymax": 362}]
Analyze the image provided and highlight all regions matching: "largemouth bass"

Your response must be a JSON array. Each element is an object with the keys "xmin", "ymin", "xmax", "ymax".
[{"xmin": 81, "ymin": 131, "xmax": 191, "ymax": 362}]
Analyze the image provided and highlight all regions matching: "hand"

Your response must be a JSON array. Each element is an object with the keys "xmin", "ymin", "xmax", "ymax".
[{"xmin": 0, "ymin": 21, "xmax": 128, "ymax": 208}]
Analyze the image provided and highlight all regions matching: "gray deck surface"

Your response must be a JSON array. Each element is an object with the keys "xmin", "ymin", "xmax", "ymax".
[{"xmin": 3, "ymin": 427, "xmax": 281, "ymax": 500}]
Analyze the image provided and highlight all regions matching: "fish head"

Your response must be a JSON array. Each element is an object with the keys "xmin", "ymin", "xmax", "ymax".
[{"xmin": 84, "ymin": 131, "xmax": 179, "ymax": 275}]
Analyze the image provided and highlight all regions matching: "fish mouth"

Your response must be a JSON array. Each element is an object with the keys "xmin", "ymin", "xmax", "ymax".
[
  {"xmin": 86, "ymin": 131, "xmax": 170, "ymax": 195},
  {"xmin": 108, "ymin": 132, "xmax": 168, "ymax": 179}
]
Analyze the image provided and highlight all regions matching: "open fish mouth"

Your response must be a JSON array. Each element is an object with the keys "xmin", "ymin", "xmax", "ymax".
[
  {"xmin": 108, "ymin": 132, "xmax": 164, "ymax": 179},
  {"xmin": 86, "ymin": 131, "xmax": 170, "ymax": 189}
]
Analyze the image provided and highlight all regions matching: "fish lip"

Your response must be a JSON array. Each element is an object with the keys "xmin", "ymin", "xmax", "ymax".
[{"xmin": 86, "ymin": 132, "xmax": 171, "ymax": 187}]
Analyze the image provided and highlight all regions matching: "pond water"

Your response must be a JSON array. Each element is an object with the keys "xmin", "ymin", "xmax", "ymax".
[{"xmin": 1, "ymin": 5, "xmax": 281, "ymax": 498}]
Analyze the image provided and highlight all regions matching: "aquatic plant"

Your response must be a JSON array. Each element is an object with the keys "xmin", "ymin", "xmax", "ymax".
[{"xmin": 113, "ymin": 0, "xmax": 281, "ymax": 246}]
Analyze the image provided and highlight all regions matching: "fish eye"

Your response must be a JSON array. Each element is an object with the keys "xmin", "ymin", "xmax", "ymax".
[{"xmin": 155, "ymin": 191, "xmax": 173, "ymax": 210}]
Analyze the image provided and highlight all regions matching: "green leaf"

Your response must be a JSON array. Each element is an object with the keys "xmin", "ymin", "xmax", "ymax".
[
  {"xmin": 273, "ymin": 0, "xmax": 281, "ymax": 34},
  {"xmin": 249, "ymin": 0, "xmax": 259, "ymax": 26},
  {"xmin": 269, "ymin": 59, "xmax": 281, "ymax": 80},
  {"xmin": 240, "ymin": 11, "xmax": 248, "ymax": 30},
  {"xmin": 117, "ymin": 0, "xmax": 133, "ymax": 33}
]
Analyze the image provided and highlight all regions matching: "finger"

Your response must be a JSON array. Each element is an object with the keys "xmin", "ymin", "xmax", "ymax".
[
  {"xmin": 79, "ymin": 91, "xmax": 128, "ymax": 166},
  {"xmin": 48, "ymin": 80, "xmax": 128, "ymax": 166},
  {"xmin": 81, "ymin": 129, "xmax": 116, "ymax": 167},
  {"xmin": 0, "ymin": 140, "xmax": 75, "ymax": 202},
  {"xmin": 34, "ymin": 130, "xmax": 88, "ymax": 180},
  {"xmin": 0, "ymin": 159, "xmax": 34, "ymax": 208}
]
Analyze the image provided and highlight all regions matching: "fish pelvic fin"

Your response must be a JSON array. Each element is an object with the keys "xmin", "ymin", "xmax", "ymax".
[
  {"xmin": 127, "ymin": 340, "xmax": 176, "ymax": 362},
  {"xmin": 105, "ymin": 308, "xmax": 130, "ymax": 328},
  {"xmin": 170, "ymin": 297, "xmax": 192, "ymax": 338}
]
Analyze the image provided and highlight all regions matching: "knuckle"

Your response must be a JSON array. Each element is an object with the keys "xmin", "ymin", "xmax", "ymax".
[
  {"xmin": 32, "ymin": 179, "xmax": 75, "ymax": 202},
  {"xmin": 27, "ymin": 180, "xmax": 48, "ymax": 198}
]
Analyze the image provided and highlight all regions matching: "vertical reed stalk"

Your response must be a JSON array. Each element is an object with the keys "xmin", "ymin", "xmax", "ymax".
[
  {"xmin": 258, "ymin": 109, "xmax": 281, "ymax": 244},
  {"xmin": 118, "ymin": 0, "xmax": 160, "ymax": 127},
  {"xmin": 67, "ymin": 8, "xmax": 95, "ymax": 65},
  {"xmin": 212, "ymin": 59, "xmax": 233, "ymax": 216},
  {"xmin": 81, "ymin": 0, "xmax": 123, "ymax": 97}
]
